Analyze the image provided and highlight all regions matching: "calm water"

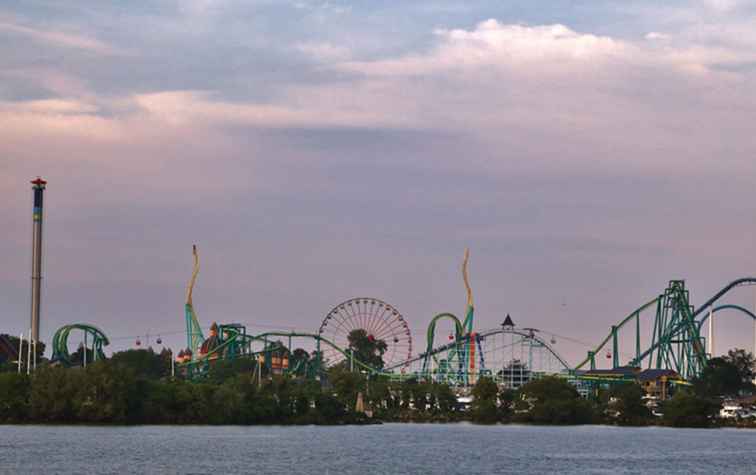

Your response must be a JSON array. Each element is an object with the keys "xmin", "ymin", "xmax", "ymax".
[{"xmin": 1, "ymin": 424, "xmax": 755, "ymax": 474}]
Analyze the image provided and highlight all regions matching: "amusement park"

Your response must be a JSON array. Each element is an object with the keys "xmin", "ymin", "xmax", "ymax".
[{"xmin": 3, "ymin": 178, "xmax": 756, "ymax": 427}]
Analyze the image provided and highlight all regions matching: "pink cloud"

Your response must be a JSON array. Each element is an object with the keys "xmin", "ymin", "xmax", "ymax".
[{"xmin": 0, "ymin": 18, "xmax": 118, "ymax": 54}]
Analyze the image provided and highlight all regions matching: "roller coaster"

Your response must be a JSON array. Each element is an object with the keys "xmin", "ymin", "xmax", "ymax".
[
  {"xmin": 575, "ymin": 278, "xmax": 756, "ymax": 381},
  {"xmin": 45, "ymin": 245, "xmax": 756, "ymax": 390},
  {"xmin": 173, "ymin": 247, "xmax": 573, "ymax": 386},
  {"xmin": 50, "ymin": 323, "xmax": 109, "ymax": 366}
]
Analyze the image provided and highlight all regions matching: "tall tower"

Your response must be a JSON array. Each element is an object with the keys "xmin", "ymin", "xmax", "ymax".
[{"xmin": 30, "ymin": 177, "xmax": 47, "ymax": 344}]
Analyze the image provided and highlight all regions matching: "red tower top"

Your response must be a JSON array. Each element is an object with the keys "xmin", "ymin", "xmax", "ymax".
[{"xmin": 31, "ymin": 177, "xmax": 47, "ymax": 187}]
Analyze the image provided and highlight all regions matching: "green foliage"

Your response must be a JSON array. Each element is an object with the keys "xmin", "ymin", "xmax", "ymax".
[
  {"xmin": 724, "ymin": 349, "xmax": 755, "ymax": 386},
  {"xmin": 519, "ymin": 376, "xmax": 580, "ymax": 402},
  {"xmin": 0, "ymin": 373, "xmax": 30, "ymax": 422},
  {"xmin": 515, "ymin": 376, "xmax": 595, "ymax": 425},
  {"xmin": 692, "ymin": 348, "xmax": 755, "ymax": 400},
  {"xmin": 661, "ymin": 391, "xmax": 720, "ymax": 428},
  {"xmin": 498, "ymin": 388, "xmax": 515, "ymax": 420},
  {"xmin": 290, "ymin": 348, "xmax": 310, "ymax": 376},
  {"xmin": 694, "ymin": 357, "xmax": 742, "ymax": 397},
  {"xmin": 17, "ymin": 346, "xmax": 752, "ymax": 428},
  {"xmin": 471, "ymin": 377, "xmax": 499, "ymax": 424},
  {"xmin": 328, "ymin": 366, "xmax": 363, "ymax": 410},
  {"xmin": 434, "ymin": 383, "xmax": 456, "ymax": 414},
  {"xmin": 347, "ymin": 329, "xmax": 387, "ymax": 369},
  {"xmin": 315, "ymin": 394, "xmax": 346, "ymax": 420},
  {"xmin": 110, "ymin": 349, "xmax": 167, "ymax": 380},
  {"xmin": 207, "ymin": 358, "xmax": 256, "ymax": 384},
  {"xmin": 608, "ymin": 383, "xmax": 651, "ymax": 426}
]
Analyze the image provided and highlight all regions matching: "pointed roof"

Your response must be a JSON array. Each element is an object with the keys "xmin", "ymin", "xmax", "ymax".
[{"xmin": 502, "ymin": 314, "xmax": 515, "ymax": 327}]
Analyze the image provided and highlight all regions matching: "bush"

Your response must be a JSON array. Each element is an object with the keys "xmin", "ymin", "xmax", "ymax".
[
  {"xmin": 515, "ymin": 376, "xmax": 595, "ymax": 425},
  {"xmin": 661, "ymin": 391, "xmax": 720, "ymax": 428}
]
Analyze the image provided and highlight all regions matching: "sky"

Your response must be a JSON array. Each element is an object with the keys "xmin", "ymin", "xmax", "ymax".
[{"xmin": 2, "ymin": 0, "xmax": 756, "ymax": 366}]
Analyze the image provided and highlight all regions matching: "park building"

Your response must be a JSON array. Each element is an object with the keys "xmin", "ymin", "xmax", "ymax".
[
  {"xmin": 497, "ymin": 359, "xmax": 532, "ymax": 389},
  {"xmin": 579, "ymin": 366, "xmax": 681, "ymax": 400}
]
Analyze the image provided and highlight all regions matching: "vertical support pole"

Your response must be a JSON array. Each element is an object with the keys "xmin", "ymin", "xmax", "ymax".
[
  {"xmin": 33, "ymin": 339, "xmax": 37, "ymax": 371},
  {"xmin": 635, "ymin": 312, "xmax": 640, "ymax": 362},
  {"xmin": 316, "ymin": 337, "xmax": 321, "ymax": 379},
  {"xmin": 26, "ymin": 331, "xmax": 31, "ymax": 375},
  {"xmin": 588, "ymin": 351, "xmax": 595, "ymax": 370},
  {"xmin": 753, "ymin": 288, "xmax": 756, "ymax": 361},
  {"xmin": 707, "ymin": 308, "xmax": 714, "ymax": 357},
  {"xmin": 528, "ymin": 339, "xmax": 533, "ymax": 373},
  {"xmin": 511, "ymin": 333, "xmax": 515, "ymax": 388},
  {"xmin": 288, "ymin": 334, "xmax": 292, "ymax": 375},
  {"xmin": 257, "ymin": 357, "xmax": 262, "ymax": 390},
  {"xmin": 611, "ymin": 326, "xmax": 619, "ymax": 369},
  {"xmin": 263, "ymin": 335, "xmax": 268, "ymax": 373},
  {"xmin": 18, "ymin": 333, "xmax": 23, "ymax": 374}
]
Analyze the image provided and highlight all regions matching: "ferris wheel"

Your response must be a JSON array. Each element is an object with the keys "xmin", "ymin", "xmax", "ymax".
[{"xmin": 318, "ymin": 298, "xmax": 412, "ymax": 370}]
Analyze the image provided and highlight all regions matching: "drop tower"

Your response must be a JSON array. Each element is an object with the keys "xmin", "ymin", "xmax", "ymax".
[{"xmin": 30, "ymin": 177, "xmax": 46, "ymax": 344}]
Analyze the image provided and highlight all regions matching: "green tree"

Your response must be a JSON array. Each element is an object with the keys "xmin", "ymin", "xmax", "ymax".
[
  {"xmin": 329, "ymin": 366, "xmax": 363, "ymax": 409},
  {"xmin": 661, "ymin": 391, "xmax": 720, "ymax": 428},
  {"xmin": 724, "ymin": 349, "xmax": 755, "ymax": 392},
  {"xmin": 76, "ymin": 361, "xmax": 137, "ymax": 423},
  {"xmin": 435, "ymin": 383, "xmax": 457, "ymax": 414},
  {"xmin": 694, "ymin": 357, "xmax": 742, "ymax": 397},
  {"xmin": 290, "ymin": 348, "xmax": 310, "ymax": 376},
  {"xmin": 498, "ymin": 388, "xmax": 515, "ymax": 421},
  {"xmin": 346, "ymin": 329, "xmax": 387, "ymax": 370},
  {"xmin": 471, "ymin": 377, "xmax": 499, "ymax": 423},
  {"xmin": 110, "ymin": 349, "xmax": 166, "ymax": 379},
  {"xmin": 315, "ymin": 394, "xmax": 346, "ymax": 421},
  {"xmin": 608, "ymin": 383, "xmax": 651, "ymax": 426},
  {"xmin": 212, "ymin": 380, "xmax": 243, "ymax": 423},
  {"xmin": 516, "ymin": 376, "xmax": 595, "ymax": 425},
  {"xmin": 29, "ymin": 366, "xmax": 85, "ymax": 422},
  {"xmin": 0, "ymin": 373, "xmax": 30, "ymax": 422}
]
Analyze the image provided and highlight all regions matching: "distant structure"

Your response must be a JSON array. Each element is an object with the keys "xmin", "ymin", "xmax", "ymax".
[{"xmin": 30, "ymin": 177, "xmax": 47, "ymax": 344}]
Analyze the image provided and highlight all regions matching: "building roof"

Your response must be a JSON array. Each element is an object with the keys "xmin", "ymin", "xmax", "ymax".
[
  {"xmin": 583, "ymin": 366, "xmax": 640, "ymax": 379},
  {"xmin": 637, "ymin": 369, "xmax": 680, "ymax": 382}
]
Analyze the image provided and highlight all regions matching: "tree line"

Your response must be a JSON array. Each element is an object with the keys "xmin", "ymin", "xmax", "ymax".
[{"xmin": 1, "ymin": 345, "xmax": 754, "ymax": 427}]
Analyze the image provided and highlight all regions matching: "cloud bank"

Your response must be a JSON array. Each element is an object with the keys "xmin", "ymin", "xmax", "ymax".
[{"xmin": 2, "ymin": 3, "xmax": 756, "ymax": 363}]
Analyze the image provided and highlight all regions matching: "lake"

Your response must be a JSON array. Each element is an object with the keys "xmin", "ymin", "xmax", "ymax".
[{"xmin": 1, "ymin": 423, "xmax": 755, "ymax": 474}]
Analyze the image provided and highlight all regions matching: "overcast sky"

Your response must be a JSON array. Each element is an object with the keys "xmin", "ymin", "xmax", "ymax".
[{"xmin": 2, "ymin": 0, "xmax": 756, "ymax": 366}]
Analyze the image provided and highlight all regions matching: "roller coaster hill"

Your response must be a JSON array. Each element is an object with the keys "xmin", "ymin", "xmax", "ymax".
[{"xmin": 38, "ymin": 246, "xmax": 756, "ymax": 395}]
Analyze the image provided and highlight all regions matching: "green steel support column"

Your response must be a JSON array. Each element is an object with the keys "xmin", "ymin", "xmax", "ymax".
[
  {"xmin": 316, "ymin": 337, "xmax": 321, "ymax": 378},
  {"xmin": 611, "ymin": 326, "xmax": 619, "ymax": 368},
  {"xmin": 589, "ymin": 351, "xmax": 595, "ymax": 370},
  {"xmin": 635, "ymin": 313, "xmax": 640, "ymax": 362},
  {"xmin": 648, "ymin": 298, "xmax": 661, "ymax": 369}
]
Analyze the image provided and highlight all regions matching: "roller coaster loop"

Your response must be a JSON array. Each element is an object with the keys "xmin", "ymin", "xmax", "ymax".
[{"xmin": 51, "ymin": 323, "xmax": 110, "ymax": 366}]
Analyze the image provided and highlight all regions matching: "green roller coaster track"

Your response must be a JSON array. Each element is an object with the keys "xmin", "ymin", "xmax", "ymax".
[
  {"xmin": 419, "ymin": 249, "xmax": 477, "ymax": 384},
  {"xmin": 178, "ymin": 245, "xmax": 756, "ymax": 384},
  {"xmin": 51, "ymin": 323, "xmax": 110, "ymax": 366},
  {"xmin": 698, "ymin": 304, "xmax": 756, "ymax": 328},
  {"xmin": 576, "ymin": 278, "xmax": 756, "ymax": 381},
  {"xmin": 179, "ymin": 326, "xmax": 386, "ymax": 378}
]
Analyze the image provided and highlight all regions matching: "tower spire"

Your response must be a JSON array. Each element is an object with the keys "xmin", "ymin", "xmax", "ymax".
[{"xmin": 30, "ymin": 177, "xmax": 47, "ymax": 344}]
